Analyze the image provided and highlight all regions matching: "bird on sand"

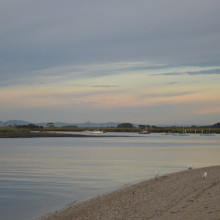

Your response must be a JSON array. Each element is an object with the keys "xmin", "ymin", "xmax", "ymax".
[
  {"xmin": 154, "ymin": 171, "xmax": 159, "ymax": 180},
  {"xmin": 187, "ymin": 164, "xmax": 193, "ymax": 169},
  {"xmin": 202, "ymin": 172, "xmax": 207, "ymax": 179}
]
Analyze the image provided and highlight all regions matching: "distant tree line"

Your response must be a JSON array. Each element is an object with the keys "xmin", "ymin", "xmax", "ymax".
[
  {"xmin": 191, "ymin": 122, "xmax": 220, "ymax": 128},
  {"xmin": 16, "ymin": 124, "xmax": 43, "ymax": 129},
  {"xmin": 212, "ymin": 123, "xmax": 220, "ymax": 128},
  {"xmin": 117, "ymin": 123, "xmax": 134, "ymax": 128}
]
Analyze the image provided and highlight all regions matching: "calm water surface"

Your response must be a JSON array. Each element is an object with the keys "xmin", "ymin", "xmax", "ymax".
[{"xmin": 0, "ymin": 133, "xmax": 219, "ymax": 220}]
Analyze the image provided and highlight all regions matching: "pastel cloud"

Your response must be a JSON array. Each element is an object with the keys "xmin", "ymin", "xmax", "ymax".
[{"xmin": 1, "ymin": 67, "xmax": 219, "ymax": 115}]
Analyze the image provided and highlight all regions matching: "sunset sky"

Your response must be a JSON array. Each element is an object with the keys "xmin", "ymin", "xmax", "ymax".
[{"xmin": 1, "ymin": 0, "xmax": 220, "ymax": 125}]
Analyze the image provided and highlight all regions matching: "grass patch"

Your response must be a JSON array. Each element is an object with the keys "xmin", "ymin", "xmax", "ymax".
[
  {"xmin": 170, "ymin": 210, "xmax": 179, "ymax": 214},
  {"xmin": 194, "ymin": 181, "xmax": 220, "ymax": 200},
  {"xmin": 0, "ymin": 127, "xmax": 29, "ymax": 133},
  {"xmin": 187, "ymin": 200, "xmax": 194, "ymax": 203},
  {"xmin": 208, "ymin": 181, "xmax": 220, "ymax": 188},
  {"xmin": 161, "ymin": 176, "xmax": 168, "ymax": 178}
]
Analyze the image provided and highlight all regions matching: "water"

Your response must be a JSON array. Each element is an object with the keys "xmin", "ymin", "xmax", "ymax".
[{"xmin": 0, "ymin": 133, "xmax": 219, "ymax": 220}]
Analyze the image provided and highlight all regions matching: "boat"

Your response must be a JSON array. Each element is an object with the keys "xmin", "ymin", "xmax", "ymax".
[
  {"xmin": 200, "ymin": 127, "xmax": 215, "ymax": 136},
  {"xmin": 174, "ymin": 128, "xmax": 189, "ymax": 136},
  {"xmin": 83, "ymin": 130, "xmax": 104, "ymax": 134},
  {"xmin": 139, "ymin": 130, "xmax": 150, "ymax": 134},
  {"xmin": 174, "ymin": 132, "xmax": 190, "ymax": 136},
  {"xmin": 200, "ymin": 132, "xmax": 215, "ymax": 136},
  {"xmin": 83, "ymin": 130, "xmax": 91, "ymax": 133},
  {"xmin": 139, "ymin": 122, "xmax": 151, "ymax": 134},
  {"xmin": 161, "ymin": 131, "xmax": 175, "ymax": 135},
  {"xmin": 89, "ymin": 130, "xmax": 104, "ymax": 134},
  {"xmin": 83, "ymin": 124, "xmax": 105, "ymax": 134}
]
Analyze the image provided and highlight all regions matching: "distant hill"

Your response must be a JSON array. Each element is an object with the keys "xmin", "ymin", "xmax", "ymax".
[
  {"xmin": 0, "ymin": 120, "xmax": 120, "ymax": 128},
  {"xmin": 35, "ymin": 122, "xmax": 120, "ymax": 127},
  {"xmin": 4, "ymin": 120, "xmax": 30, "ymax": 126},
  {"xmin": 212, "ymin": 122, "xmax": 220, "ymax": 128}
]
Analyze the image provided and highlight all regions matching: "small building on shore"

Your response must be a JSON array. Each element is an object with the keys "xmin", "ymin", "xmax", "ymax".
[{"xmin": 47, "ymin": 123, "xmax": 55, "ymax": 127}]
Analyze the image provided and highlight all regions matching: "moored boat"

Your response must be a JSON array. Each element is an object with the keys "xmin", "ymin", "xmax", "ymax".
[
  {"xmin": 90, "ymin": 130, "xmax": 104, "ymax": 134},
  {"xmin": 139, "ymin": 130, "xmax": 150, "ymax": 134},
  {"xmin": 200, "ymin": 127, "xmax": 215, "ymax": 136}
]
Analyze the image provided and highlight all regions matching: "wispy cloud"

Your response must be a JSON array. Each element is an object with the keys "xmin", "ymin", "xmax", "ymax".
[
  {"xmin": 166, "ymin": 82, "xmax": 178, "ymax": 85},
  {"xmin": 150, "ymin": 66, "xmax": 220, "ymax": 76},
  {"xmin": 2, "ymin": 62, "xmax": 220, "ymax": 88},
  {"xmin": 0, "ymin": 1, "xmax": 220, "ymax": 124},
  {"xmin": 0, "ymin": 61, "xmax": 162, "ymax": 87},
  {"xmin": 91, "ymin": 85, "xmax": 118, "ymax": 88},
  {"xmin": 141, "ymin": 91, "xmax": 197, "ymax": 98}
]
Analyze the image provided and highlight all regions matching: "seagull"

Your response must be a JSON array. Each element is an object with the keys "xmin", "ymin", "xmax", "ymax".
[
  {"xmin": 202, "ymin": 172, "xmax": 207, "ymax": 179},
  {"xmin": 154, "ymin": 171, "xmax": 159, "ymax": 180},
  {"xmin": 187, "ymin": 164, "xmax": 193, "ymax": 169}
]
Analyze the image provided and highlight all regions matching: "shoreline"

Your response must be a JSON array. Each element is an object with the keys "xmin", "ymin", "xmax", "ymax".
[
  {"xmin": 42, "ymin": 165, "xmax": 220, "ymax": 220},
  {"xmin": 0, "ymin": 132, "xmax": 132, "ymax": 138},
  {"xmin": 1, "ymin": 131, "xmax": 219, "ymax": 138},
  {"xmin": 0, "ymin": 132, "xmax": 88, "ymax": 138}
]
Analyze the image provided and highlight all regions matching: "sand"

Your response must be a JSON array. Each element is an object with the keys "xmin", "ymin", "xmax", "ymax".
[{"xmin": 42, "ymin": 165, "xmax": 220, "ymax": 220}]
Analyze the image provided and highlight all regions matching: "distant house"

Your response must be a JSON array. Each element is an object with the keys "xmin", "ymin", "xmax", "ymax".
[{"xmin": 47, "ymin": 123, "xmax": 55, "ymax": 127}]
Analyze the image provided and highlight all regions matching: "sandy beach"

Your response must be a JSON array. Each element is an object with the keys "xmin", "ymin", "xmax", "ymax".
[{"xmin": 42, "ymin": 165, "xmax": 220, "ymax": 220}]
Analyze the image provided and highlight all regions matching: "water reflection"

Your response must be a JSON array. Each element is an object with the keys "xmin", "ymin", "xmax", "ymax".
[{"xmin": 0, "ymin": 134, "xmax": 219, "ymax": 219}]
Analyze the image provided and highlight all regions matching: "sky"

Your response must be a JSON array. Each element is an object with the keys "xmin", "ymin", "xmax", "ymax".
[{"xmin": 1, "ymin": 0, "xmax": 220, "ymax": 125}]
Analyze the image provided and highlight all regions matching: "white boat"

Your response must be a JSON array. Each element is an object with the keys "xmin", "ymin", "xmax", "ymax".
[
  {"xmin": 89, "ymin": 130, "xmax": 104, "ymax": 134},
  {"xmin": 83, "ymin": 130, "xmax": 91, "ymax": 133},
  {"xmin": 139, "ymin": 130, "xmax": 150, "ymax": 134},
  {"xmin": 139, "ymin": 122, "xmax": 150, "ymax": 134}
]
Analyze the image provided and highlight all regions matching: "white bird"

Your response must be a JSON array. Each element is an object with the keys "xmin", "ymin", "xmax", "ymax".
[
  {"xmin": 154, "ymin": 171, "xmax": 159, "ymax": 180},
  {"xmin": 202, "ymin": 172, "xmax": 207, "ymax": 179},
  {"xmin": 187, "ymin": 164, "xmax": 193, "ymax": 169}
]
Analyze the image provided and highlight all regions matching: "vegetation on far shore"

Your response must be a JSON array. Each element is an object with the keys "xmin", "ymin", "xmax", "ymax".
[{"xmin": 1, "ymin": 124, "xmax": 220, "ymax": 134}]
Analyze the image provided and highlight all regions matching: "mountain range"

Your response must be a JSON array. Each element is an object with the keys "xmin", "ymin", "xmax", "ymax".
[{"xmin": 0, "ymin": 120, "xmax": 120, "ymax": 128}]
